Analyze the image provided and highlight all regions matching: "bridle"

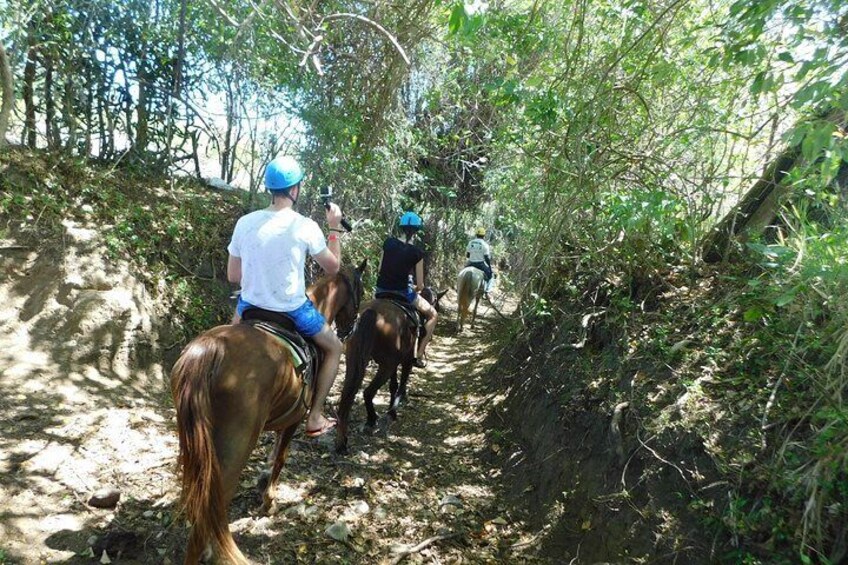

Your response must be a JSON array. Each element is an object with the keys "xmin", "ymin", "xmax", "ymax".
[{"xmin": 335, "ymin": 267, "xmax": 363, "ymax": 341}]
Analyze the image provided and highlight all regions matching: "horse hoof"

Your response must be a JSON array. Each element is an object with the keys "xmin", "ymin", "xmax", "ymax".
[{"xmin": 259, "ymin": 498, "xmax": 277, "ymax": 515}]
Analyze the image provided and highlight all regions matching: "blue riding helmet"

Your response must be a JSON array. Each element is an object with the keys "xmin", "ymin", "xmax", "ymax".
[
  {"xmin": 399, "ymin": 211, "xmax": 423, "ymax": 229},
  {"xmin": 265, "ymin": 156, "xmax": 304, "ymax": 190}
]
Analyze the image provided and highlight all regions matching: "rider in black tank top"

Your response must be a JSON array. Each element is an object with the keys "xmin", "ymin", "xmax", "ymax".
[
  {"xmin": 375, "ymin": 212, "xmax": 438, "ymax": 368},
  {"xmin": 376, "ymin": 237, "xmax": 425, "ymax": 296}
]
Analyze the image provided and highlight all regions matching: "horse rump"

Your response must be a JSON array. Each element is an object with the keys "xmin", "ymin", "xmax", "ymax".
[{"xmin": 171, "ymin": 333, "xmax": 247, "ymax": 564}]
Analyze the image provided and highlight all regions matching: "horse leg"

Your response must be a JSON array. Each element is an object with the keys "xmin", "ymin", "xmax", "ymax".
[
  {"xmin": 363, "ymin": 364, "xmax": 393, "ymax": 429},
  {"xmin": 397, "ymin": 363, "xmax": 412, "ymax": 408},
  {"xmin": 472, "ymin": 294, "xmax": 481, "ymax": 328},
  {"xmin": 258, "ymin": 423, "xmax": 298, "ymax": 514},
  {"xmin": 388, "ymin": 367, "xmax": 400, "ymax": 420}
]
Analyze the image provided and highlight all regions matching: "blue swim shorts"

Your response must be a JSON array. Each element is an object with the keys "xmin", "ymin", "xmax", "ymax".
[{"xmin": 237, "ymin": 296, "xmax": 326, "ymax": 337}]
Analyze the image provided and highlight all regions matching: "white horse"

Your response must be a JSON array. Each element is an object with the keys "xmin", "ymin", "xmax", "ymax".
[{"xmin": 456, "ymin": 266, "xmax": 485, "ymax": 331}]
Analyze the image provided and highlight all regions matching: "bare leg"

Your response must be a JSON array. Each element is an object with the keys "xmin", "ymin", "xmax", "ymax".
[
  {"xmin": 413, "ymin": 295, "xmax": 437, "ymax": 360},
  {"xmin": 307, "ymin": 324, "xmax": 343, "ymax": 432}
]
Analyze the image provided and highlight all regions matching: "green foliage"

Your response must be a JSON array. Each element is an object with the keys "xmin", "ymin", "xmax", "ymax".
[
  {"xmin": 0, "ymin": 149, "xmax": 243, "ymax": 340},
  {"xmin": 1, "ymin": 0, "xmax": 846, "ymax": 560}
]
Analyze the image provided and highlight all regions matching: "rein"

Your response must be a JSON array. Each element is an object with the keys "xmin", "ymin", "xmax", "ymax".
[{"xmin": 335, "ymin": 267, "xmax": 363, "ymax": 342}]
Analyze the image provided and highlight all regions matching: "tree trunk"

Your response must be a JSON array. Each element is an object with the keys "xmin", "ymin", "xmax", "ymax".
[
  {"xmin": 45, "ymin": 57, "xmax": 58, "ymax": 149},
  {"xmin": 221, "ymin": 75, "xmax": 234, "ymax": 180},
  {"xmin": 23, "ymin": 23, "xmax": 38, "ymax": 148},
  {"xmin": 117, "ymin": 56, "xmax": 133, "ymax": 145},
  {"xmin": 136, "ymin": 59, "xmax": 149, "ymax": 152},
  {"xmin": 0, "ymin": 42, "xmax": 13, "ymax": 148},
  {"xmin": 190, "ymin": 129, "xmax": 201, "ymax": 178},
  {"xmin": 700, "ymin": 147, "xmax": 800, "ymax": 262},
  {"xmin": 84, "ymin": 62, "xmax": 93, "ymax": 156},
  {"xmin": 701, "ymin": 109, "xmax": 846, "ymax": 263},
  {"xmin": 97, "ymin": 73, "xmax": 106, "ymax": 157},
  {"xmin": 165, "ymin": 0, "xmax": 188, "ymax": 176},
  {"xmin": 64, "ymin": 80, "xmax": 77, "ymax": 153}
]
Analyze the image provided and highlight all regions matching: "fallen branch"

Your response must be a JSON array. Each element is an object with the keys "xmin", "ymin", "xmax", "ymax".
[
  {"xmin": 484, "ymin": 296, "xmax": 511, "ymax": 320},
  {"xmin": 389, "ymin": 532, "xmax": 461, "ymax": 565}
]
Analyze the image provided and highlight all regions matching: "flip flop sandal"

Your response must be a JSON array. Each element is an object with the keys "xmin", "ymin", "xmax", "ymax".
[{"xmin": 305, "ymin": 418, "xmax": 337, "ymax": 438}]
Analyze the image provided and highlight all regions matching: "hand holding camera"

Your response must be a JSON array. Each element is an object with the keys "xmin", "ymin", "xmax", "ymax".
[{"xmin": 320, "ymin": 186, "xmax": 353, "ymax": 232}]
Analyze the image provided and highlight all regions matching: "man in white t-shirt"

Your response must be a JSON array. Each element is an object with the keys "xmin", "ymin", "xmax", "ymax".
[
  {"xmin": 466, "ymin": 227, "xmax": 494, "ymax": 298},
  {"xmin": 227, "ymin": 156, "xmax": 343, "ymax": 438}
]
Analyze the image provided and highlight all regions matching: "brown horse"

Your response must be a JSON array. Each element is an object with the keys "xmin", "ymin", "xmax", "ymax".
[
  {"xmin": 335, "ymin": 287, "xmax": 445, "ymax": 453},
  {"xmin": 170, "ymin": 260, "xmax": 365, "ymax": 564}
]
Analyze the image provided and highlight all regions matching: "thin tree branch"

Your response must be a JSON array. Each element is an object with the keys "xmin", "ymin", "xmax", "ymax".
[
  {"xmin": 321, "ymin": 12, "xmax": 411, "ymax": 66},
  {"xmin": 206, "ymin": 0, "xmax": 240, "ymax": 27},
  {"xmin": 389, "ymin": 532, "xmax": 461, "ymax": 565}
]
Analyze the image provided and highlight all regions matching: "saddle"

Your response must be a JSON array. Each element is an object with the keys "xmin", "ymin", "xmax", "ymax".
[
  {"xmin": 241, "ymin": 308, "xmax": 320, "ymax": 385},
  {"xmin": 375, "ymin": 291, "xmax": 426, "ymax": 338}
]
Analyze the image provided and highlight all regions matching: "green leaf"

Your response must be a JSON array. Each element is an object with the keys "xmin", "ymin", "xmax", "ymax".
[
  {"xmin": 773, "ymin": 289, "xmax": 796, "ymax": 307},
  {"xmin": 448, "ymin": 4, "xmax": 467, "ymax": 35},
  {"xmin": 750, "ymin": 71, "xmax": 765, "ymax": 96},
  {"xmin": 801, "ymin": 122, "xmax": 835, "ymax": 161},
  {"xmin": 744, "ymin": 306, "xmax": 765, "ymax": 322}
]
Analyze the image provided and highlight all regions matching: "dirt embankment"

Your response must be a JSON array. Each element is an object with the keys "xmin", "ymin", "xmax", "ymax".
[
  {"xmin": 0, "ymin": 222, "xmax": 177, "ymax": 563},
  {"xmin": 483, "ymin": 279, "xmax": 770, "ymax": 563}
]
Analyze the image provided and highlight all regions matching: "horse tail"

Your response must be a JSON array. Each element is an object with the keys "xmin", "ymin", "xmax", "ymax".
[
  {"xmin": 171, "ymin": 335, "xmax": 246, "ymax": 565},
  {"xmin": 336, "ymin": 308, "xmax": 378, "ymax": 452}
]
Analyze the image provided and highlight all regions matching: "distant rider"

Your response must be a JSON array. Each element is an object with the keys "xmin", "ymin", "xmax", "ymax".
[
  {"xmin": 466, "ymin": 227, "xmax": 494, "ymax": 299},
  {"xmin": 226, "ymin": 156, "xmax": 343, "ymax": 438},
  {"xmin": 375, "ymin": 212, "xmax": 438, "ymax": 368}
]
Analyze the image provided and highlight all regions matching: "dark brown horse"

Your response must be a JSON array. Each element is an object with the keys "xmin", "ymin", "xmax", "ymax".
[
  {"xmin": 170, "ymin": 261, "xmax": 365, "ymax": 564},
  {"xmin": 335, "ymin": 287, "xmax": 445, "ymax": 453}
]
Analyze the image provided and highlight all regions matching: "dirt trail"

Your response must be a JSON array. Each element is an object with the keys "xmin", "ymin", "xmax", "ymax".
[{"xmin": 1, "ymin": 231, "xmax": 541, "ymax": 565}]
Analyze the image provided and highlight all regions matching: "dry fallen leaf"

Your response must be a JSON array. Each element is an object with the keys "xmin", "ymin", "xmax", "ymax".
[{"xmin": 325, "ymin": 520, "xmax": 351, "ymax": 542}]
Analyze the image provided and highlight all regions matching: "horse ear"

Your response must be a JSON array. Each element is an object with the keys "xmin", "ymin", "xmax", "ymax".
[
  {"xmin": 438, "ymin": 289, "xmax": 448, "ymax": 300},
  {"xmin": 356, "ymin": 258, "xmax": 367, "ymax": 274}
]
